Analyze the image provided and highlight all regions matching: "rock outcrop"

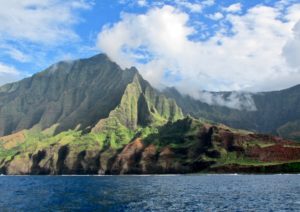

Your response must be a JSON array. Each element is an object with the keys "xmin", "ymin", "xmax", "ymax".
[
  {"xmin": 1, "ymin": 117, "xmax": 300, "ymax": 175},
  {"xmin": 0, "ymin": 54, "xmax": 182, "ymax": 137},
  {"xmin": 164, "ymin": 86, "xmax": 300, "ymax": 141},
  {"xmin": 0, "ymin": 54, "xmax": 299, "ymax": 175}
]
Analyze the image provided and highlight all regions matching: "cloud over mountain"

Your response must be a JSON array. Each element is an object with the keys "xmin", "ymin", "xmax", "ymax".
[
  {"xmin": 97, "ymin": 2, "xmax": 300, "ymax": 95},
  {"xmin": 0, "ymin": 0, "xmax": 93, "ymax": 85}
]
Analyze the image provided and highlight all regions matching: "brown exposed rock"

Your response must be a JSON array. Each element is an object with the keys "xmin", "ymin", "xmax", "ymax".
[
  {"xmin": 140, "ymin": 144, "xmax": 158, "ymax": 173},
  {"xmin": 246, "ymin": 144, "xmax": 300, "ymax": 162},
  {"xmin": 0, "ymin": 130, "xmax": 26, "ymax": 149},
  {"xmin": 7, "ymin": 155, "xmax": 32, "ymax": 175},
  {"xmin": 111, "ymin": 138, "xmax": 145, "ymax": 174},
  {"xmin": 1, "ymin": 118, "xmax": 300, "ymax": 175}
]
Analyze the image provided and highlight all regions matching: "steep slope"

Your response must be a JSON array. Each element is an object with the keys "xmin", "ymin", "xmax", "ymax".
[
  {"xmin": 1, "ymin": 117, "xmax": 299, "ymax": 175},
  {"xmin": 0, "ymin": 53, "xmax": 299, "ymax": 175},
  {"xmin": 277, "ymin": 120, "xmax": 300, "ymax": 141},
  {"xmin": 0, "ymin": 53, "xmax": 187, "ymax": 174},
  {"xmin": 164, "ymin": 86, "xmax": 300, "ymax": 141},
  {"xmin": 0, "ymin": 54, "xmax": 182, "ymax": 137},
  {"xmin": 0, "ymin": 54, "xmax": 136, "ymax": 136},
  {"xmin": 92, "ymin": 73, "xmax": 183, "ymax": 133}
]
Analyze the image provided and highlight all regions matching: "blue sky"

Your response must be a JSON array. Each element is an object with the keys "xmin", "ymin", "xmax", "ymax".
[{"xmin": 0, "ymin": 0, "xmax": 300, "ymax": 93}]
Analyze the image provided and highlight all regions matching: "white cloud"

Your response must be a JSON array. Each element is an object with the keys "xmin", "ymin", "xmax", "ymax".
[
  {"xmin": 282, "ymin": 4, "xmax": 300, "ymax": 71},
  {"xmin": 97, "ymin": 3, "xmax": 300, "ymax": 98},
  {"xmin": 0, "ymin": 63, "xmax": 25, "ymax": 86},
  {"xmin": 0, "ymin": 0, "xmax": 92, "ymax": 45},
  {"xmin": 137, "ymin": 0, "xmax": 148, "ymax": 7},
  {"xmin": 0, "ymin": 45, "xmax": 31, "ymax": 62},
  {"xmin": 202, "ymin": 0, "xmax": 215, "ymax": 7},
  {"xmin": 207, "ymin": 12, "xmax": 224, "ymax": 20},
  {"xmin": 0, "ymin": 63, "xmax": 19, "ymax": 75},
  {"xmin": 171, "ymin": 0, "xmax": 215, "ymax": 13},
  {"xmin": 224, "ymin": 3, "xmax": 242, "ymax": 13},
  {"xmin": 7, "ymin": 49, "xmax": 30, "ymax": 63},
  {"xmin": 174, "ymin": 0, "xmax": 203, "ymax": 13},
  {"xmin": 97, "ymin": 6, "xmax": 193, "ymax": 87},
  {"xmin": 194, "ymin": 91, "xmax": 257, "ymax": 111},
  {"xmin": 0, "ymin": 0, "xmax": 93, "ymax": 85},
  {"xmin": 283, "ymin": 20, "xmax": 300, "ymax": 69},
  {"xmin": 120, "ymin": 0, "xmax": 215, "ymax": 13},
  {"xmin": 97, "ymin": 2, "xmax": 300, "ymax": 110}
]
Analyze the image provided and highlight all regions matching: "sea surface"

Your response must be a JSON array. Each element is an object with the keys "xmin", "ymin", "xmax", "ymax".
[{"xmin": 0, "ymin": 175, "xmax": 299, "ymax": 211}]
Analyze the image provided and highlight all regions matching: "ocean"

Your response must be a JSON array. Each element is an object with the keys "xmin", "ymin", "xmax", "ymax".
[{"xmin": 0, "ymin": 175, "xmax": 299, "ymax": 211}]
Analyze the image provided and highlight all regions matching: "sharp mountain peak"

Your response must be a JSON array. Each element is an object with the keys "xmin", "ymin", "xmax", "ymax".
[{"xmin": 0, "ymin": 53, "xmax": 182, "ymax": 137}]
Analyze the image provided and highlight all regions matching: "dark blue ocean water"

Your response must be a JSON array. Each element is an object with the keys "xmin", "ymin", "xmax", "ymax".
[{"xmin": 0, "ymin": 175, "xmax": 299, "ymax": 211}]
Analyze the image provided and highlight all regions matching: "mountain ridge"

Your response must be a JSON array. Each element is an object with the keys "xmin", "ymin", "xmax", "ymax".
[
  {"xmin": 0, "ymin": 53, "xmax": 300, "ymax": 175},
  {"xmin": 164, "ymin": 85, "xmax": 300, "ymax": 141},
  {"xmin": 0, "ymin": 53, "xmax": 182, "ymax": 137}
]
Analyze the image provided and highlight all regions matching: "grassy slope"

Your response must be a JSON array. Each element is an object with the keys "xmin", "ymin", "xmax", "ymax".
[
  {"xmin": 1, "ymin": 117, "xmax": 300, "ymax": 173},
  {"xmin": 277, "ymin": 120, "xmax": 300, "ymax": 142},
  {"xmin": 164, "ymin": 86, "xmax": 300, "ymax": 142}
]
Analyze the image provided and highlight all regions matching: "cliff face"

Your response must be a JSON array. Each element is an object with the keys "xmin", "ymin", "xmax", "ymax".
[
  {"xmin": 0, "ymin": 54, "xmax": 136, "ymax": 136},
  {"xmin": 164, "ymin": 86, "xmax": 300, "ymax": 142},
  {"xmin": 1, "ymin": 117, "xmax": 300, "ymax": 175},
  {"xmin": 0, "ymin": 53, "xmax": 187, "ymax": 175},
  {"xmin": 0, "ymin": 54, "xmax": 299, "ymax": 175},
  {"xmin": 92, "ymin": 72, "xmax": 183, "ymax": 133},
  {"xmin": 0, "ymin": 54, "xmax": 182, "ymax": 137}
]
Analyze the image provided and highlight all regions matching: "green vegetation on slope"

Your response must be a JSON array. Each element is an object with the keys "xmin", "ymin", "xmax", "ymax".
[
  {"xmin": 164, "ymin": 85, "xmax": 300, "ymax": 142},
  {"xmin": 92, "ymin": 73, "xmax": 183, "ymax": 133},
  {"xmin": 0, "ymin": 54, "xmax": 137, "ymax": 137},
  {"xmin": 277, "ymin": 121, "xmax": 300, "ymax": 142},
  {"xmin": 1, "ymin": 116, "xmax": 300, "ymax": 174}
]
